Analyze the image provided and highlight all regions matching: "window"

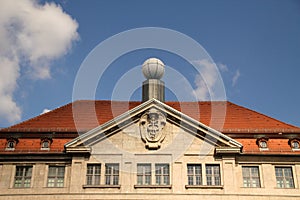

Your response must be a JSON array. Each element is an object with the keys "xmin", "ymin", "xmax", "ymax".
[
  {"xmin": 14, "ymin": 166, "xmax": 32, "ymax": 188},
  {"xmin": 290, "ymin": 139, "xmax": 300, "ymax": 150},
  {"xmin": 242, "ymin": 166, "xmax": 260, "ymax": 188},
  {"xmin": 42, "ymin": 141, "xmax": 49, "ymax": 149},
  {"xmin": 86, "ymin": 164, "xmax": 101, "ymax": 185},
  {"xmin": 259, "ymin": 141, "xmax": 267, "ymax": 148},
  {"xmin": 275, "ymin": 167, "xmax": 294, "ymax": 188},
  {"xmin": 137, "ymin": 164, "xmax": 151, "ymax": 185},
  {"xmin": 187, "ymin": 164, "xmax": 202, "ymax": 185},
  {"xmin": 292, "ymin": 141, "xmax": 299, "ymax": 149},
  {"xmin": 105, "ymin": 164, "xmax": 119, "ymax": 185},
  {"xmin": 6, "ymin": 138, "xmax": 18, "ymax": 150},
  {"xmin": 41, "ymin": 138, "xmax": 52, "ymax": 149},
  {"xmin": 155, "ymin": 164, "xmax": 169, "ymax": 185},
  {"xmin": 47, "ymin": 166, "xmax": 65, "ymax": 187},
  {"xmin": 7, "ymin": 141, "xmax": 15, "ymax": 149},
  {"xmin": 257, "ymin": 138, "xmax": 268, "ymax": 149},
  {"xmin": 206, "ymin": 164, "xmax": 221, "ymax": 186}
]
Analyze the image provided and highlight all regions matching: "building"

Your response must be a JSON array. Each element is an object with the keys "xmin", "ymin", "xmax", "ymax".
[{"xmin": 0, "ymin": 58, "xmax": 300, "ymax": 199}]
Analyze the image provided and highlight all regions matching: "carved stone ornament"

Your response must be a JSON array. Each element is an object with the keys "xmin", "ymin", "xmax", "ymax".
[{"xmin": 139, "ymin": 108, "xmax": 166, "ymax": 149}]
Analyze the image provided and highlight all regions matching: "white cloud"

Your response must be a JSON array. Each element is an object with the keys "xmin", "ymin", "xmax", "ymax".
[
  {"xmin": 218, "ymin": 63, "xmax": 228, "ymax": 72},
  {"xmin": 192, "ymin": 59, "xmax": 219, "ymax": 100},
  {"xmin": 232, "ymin": 69, "xmax": 240, "ymax": 86},
  {"xmin": 41, "ymin": 108, "xmax": 51, "ymax": 115},
  {"xmin": 0, "ymin": 0, "xmax": 79, "ymax": 124}
]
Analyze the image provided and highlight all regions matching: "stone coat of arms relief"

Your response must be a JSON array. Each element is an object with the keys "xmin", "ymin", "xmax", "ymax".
[{"xmin": 139, "ymin": 108, "xmax": 166, "ymax": 149}]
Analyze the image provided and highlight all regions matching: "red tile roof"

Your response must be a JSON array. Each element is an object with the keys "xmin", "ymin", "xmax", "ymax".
[
  {"xmin": 1, "ymin": 100, "xmax": 299, "ymax": 134},
  {"xmin": 0, "ymin": 138, "xmax": 69, "ymax": 154},
  {"xmin": 236, "ymin": 139, "xmax": 300, "ymax": 155}
]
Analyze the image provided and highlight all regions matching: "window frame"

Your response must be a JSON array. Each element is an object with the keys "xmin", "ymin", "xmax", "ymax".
[
  {"xmin": 6, "ymin": 138, "xmax": 18, "ymax": 150},
  {"xmin": 205, "ymin": 164, "xmax": 221, "ymax": 186},
  {"xmin": 155, "ymin": 163, "xmax": 170, "ymax": 185},
  {"xmin": 134, "ymin": 163, "xmax": 171, "ymax": 188},
  {"xmin": 14, "ymin": 166, "xmax": 33, "ymax": 188},
  {"xmin": 256, "ymin": 138, "xmax": 269, "ymax": 150},
  {"xmin": 47, "ymin": 166, "xmax": 65, "ymax": 188},
  {"xmin": 105, "ymin": 163, "xmax": 119, "ymax": 186},
  {"xmin": 242, "ymin": 166, "xmax": 261, "ymax": 188},
  {"xmin": 275, "ymin": 166, "xmax": 295, "ymax": 188},
  {"xmin": 185, "ymin": 163, "xmax": 223, "ymax": 189},
  {"xmin": 137, "ymin": 163, "xmax": 151, "ymax": 185},
  {"xmin": 86, "ymin": 164, "xmax": 101, "ymax": 186},
  {"xmin": 40, "ymin": 138, "xmax": 52, "ymax": 150},
  {"xmin": 289, "ymin": 139, "xmax": 300, "ymax": 150},
  {"xmin": 187, "ymin": 164, "xmax": 202, "ymax": 186}
]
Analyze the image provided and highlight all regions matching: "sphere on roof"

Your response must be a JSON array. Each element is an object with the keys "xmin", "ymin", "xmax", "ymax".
[{"xmin": 142, "ymin": 58, "xmax": 165, "ymax": 79}]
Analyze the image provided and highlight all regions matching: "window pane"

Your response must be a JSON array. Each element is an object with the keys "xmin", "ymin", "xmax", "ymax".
[
  {"xmin": 47, "ymin": 178, "xmax": 55, "ymax": 187},
  {"xmin": 145, "ymin": 175, "xmax": 151, "ymax": 185},
  {"xmin": 187, "ymin": 165, "xmax": 193, "ymax": 175},
  {"xmin": 57, "ymin": 167, "xmax": 65, "ymax": 176},
  {"xmin": 156, "ymin": 175, "xmax": 161, "ymax": 185},
  {"xmin": 25, "ymin": 167, "xmax": 32, "ymax": 177},
  {"xmin": 95, "ymin": 165, "xmax": 101, "ymax": 174},
  {"xmin": 195, "ymin": 175, "xmax": 201, "ymax": 185},
  {"xmin": 24, "ymin": 178, "xmax": 31, "ymax": 187},
  {"xmin": 94, "ymin": 175, "xmax": 100, "ymax": 185},
  {"xmin": 207, "ymin": 177, "xmax": 212, "ymax": 185},
  {"xmin": 164, "ymin": 175, "xmax": 169, "ymax": 185},
  {"xmin": 155, "ymin": 166, "xmax": 161, "ymax": 175},
  {"xmin": 57, "ymin": 178, "xmax": 64, "ymax": 187},
  {"xmin": 42, "ymin": 141, "xmax": 49, "ymax": 148},
  {"xmin": 87, "ymin": 176, "xmax": 93, "ymax": 185},
  {"xmin": 195, "ymin": 165, "xmax": 201, "ymax": 174},
  {"xmin": 214, "ymin": 177, "xmax": 221, "ymax": 185},
  {"xmin": 137, "ymin": 175, "xmax": 143, "ymax": 185},
  {"xmin": 87, "ymin": 166, "xmax": 93, "ymax": 175},
  {"xmin": 14, "ymin": 178, "xmax": 22, "ymax": 187},
  {"xmin": 113, "ymin": 175, "xmax": 119, "ymax": 185},
  {"xmin": 105, "ymin": 176, "xmax": 111, "ymax": 185},
  {"xmin": 188, "ymin": 176, "xmax": 193, "ymax": 185},
  {"xmin": 48, "ymin": 167, "xmax": 56, "ymax": 176}
]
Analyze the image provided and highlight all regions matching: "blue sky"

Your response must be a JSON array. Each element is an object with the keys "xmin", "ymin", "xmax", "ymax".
[{"xmin": 1, "ymin": 0, "xmax": 300, "ymax": 128}]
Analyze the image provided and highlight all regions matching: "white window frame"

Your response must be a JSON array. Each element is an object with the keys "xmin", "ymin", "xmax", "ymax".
[
  {"xmin": 187, "ymin": 164, "xmax": 202, "ymax": 185},
  {"xmin": 155, "ymin": 163, "xmax": 170, "ymax": 185},
  {"xmin": 105, "ymin": 163, "xmax": 119, "ymax": 185},
  {"xmin": 137, "ymin": 163, "xmax": 151, "ymax": 185},
  {"xmin": 242, "ymin": 166, "xmax": 261, "ymax": 188},
  {"xmin": 47, "ymin": 166, "xmax": 65, "ymax": 187},
  {"xmin": 86, "ymin": 164, "xmax": 101, "ymax": 186},
  {"xmin": 275, "ymin": 166, "xmax": 295, "ymax": 188},
  {"xmin": 14, "ymin": 166, "xmax": 33, "ymax": 188}
]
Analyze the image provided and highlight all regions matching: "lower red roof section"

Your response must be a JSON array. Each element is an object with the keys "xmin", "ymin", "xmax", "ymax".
[{"xmin": 236, "ymin": 138, "xmax": 300, "ymax": 155}]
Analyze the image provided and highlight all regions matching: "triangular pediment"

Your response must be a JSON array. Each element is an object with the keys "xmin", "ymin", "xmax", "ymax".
[{"xmin": 65, "ymin": 99, "xmax": 242, "ymax": 154}]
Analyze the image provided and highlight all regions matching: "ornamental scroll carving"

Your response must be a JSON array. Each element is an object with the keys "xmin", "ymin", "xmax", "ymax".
[{"xmin": 139, "ymin": 108, "xmax": 166, "ymax": 149}]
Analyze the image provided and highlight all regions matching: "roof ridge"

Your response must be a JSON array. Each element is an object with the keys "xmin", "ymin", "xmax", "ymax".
[{"xmin": 75, "ymin": 100, "xmax": 142, "ymax": 103}]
